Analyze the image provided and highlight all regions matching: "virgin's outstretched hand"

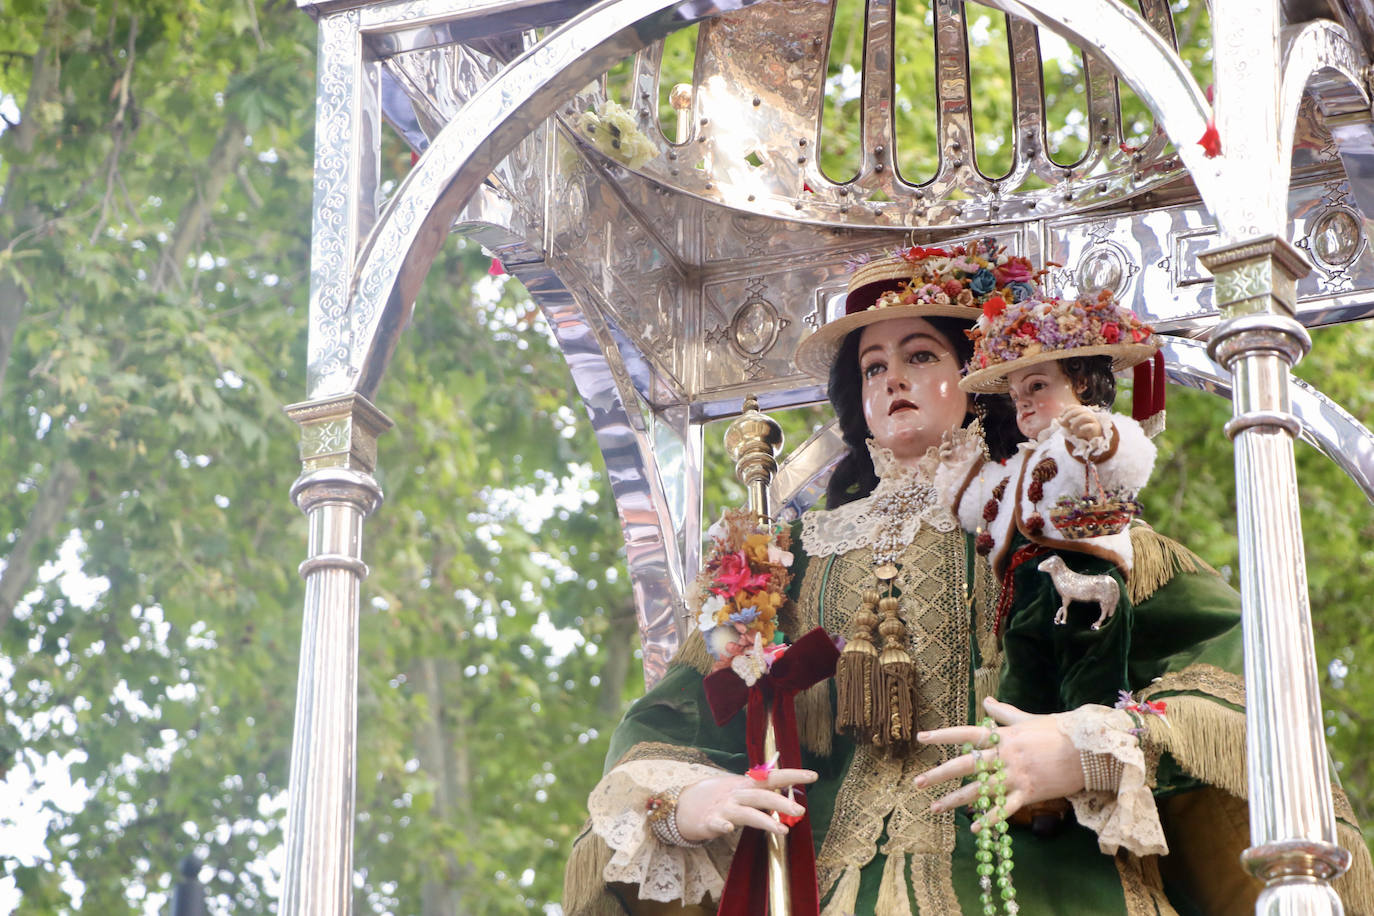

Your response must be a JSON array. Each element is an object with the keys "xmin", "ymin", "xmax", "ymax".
[
  {"xmin": 675, "ymin": 768, "xmax": 816, "ymax": 842},
  {"xmin": 914, "ymin": 697, "xmax": 1085, "ymax": 829}
]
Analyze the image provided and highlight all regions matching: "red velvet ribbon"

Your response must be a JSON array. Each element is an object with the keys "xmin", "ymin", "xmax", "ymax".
[
  {"xmin": 1132, "ymin": 350, "xmax": 1166, "ymax": 426},
  {"xmin": 702, "ymin": 627, "xmax": 840, "ymax": 916}
]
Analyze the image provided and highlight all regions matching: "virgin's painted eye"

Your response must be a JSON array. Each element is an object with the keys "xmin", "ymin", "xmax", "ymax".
[
  {"xmin": 863, "ymin": 362, "xmax": 885, "ymax": 380},
  {"xmin": 909, "ymin": 349, "xmax": 939, "ymax": 364}
]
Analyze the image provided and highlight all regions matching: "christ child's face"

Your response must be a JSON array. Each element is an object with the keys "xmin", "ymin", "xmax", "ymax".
[
  {"xmin": 858, "ymin": 317, "xmax": 969, "ymax": 464},
  {"xmin": 1006, "ymin": 360, "xmax": 1082, "ymax": 440}
]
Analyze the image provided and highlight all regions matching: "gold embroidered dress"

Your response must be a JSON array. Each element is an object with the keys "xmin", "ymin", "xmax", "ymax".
[{"xmin": 565, "ymin": 446, "xmax": 1374, "ymax": 916}]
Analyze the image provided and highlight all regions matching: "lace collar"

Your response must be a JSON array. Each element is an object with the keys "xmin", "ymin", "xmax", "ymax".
[{"xmin": 802, "ymin": 441, "xmax": 957, "ymax": 559}]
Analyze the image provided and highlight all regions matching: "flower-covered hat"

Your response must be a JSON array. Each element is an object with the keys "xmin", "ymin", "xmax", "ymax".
[
  {"xmin": 794, "ymin": 239, "xmax": 1044, "ymax": 378},
  {"xmin": 959, "ymin": 288, "xmax": 1159, "ymax": 394}
]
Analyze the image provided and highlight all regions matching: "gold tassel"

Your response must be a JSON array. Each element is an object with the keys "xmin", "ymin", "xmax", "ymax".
[
  {"xmin": 835, "ymin": 589, "xmax": 881, "ymax": 739},
  {"xmin": 796, "ymin": 678, "xmax": 834, "ymax": 757},
  {"xmin": 1336, "ymin": 820, "xmax": 1374, "ymax": 916},
  {"xmin": 820, "ymin": 865, "xmax": 862, "ymax": 916},
  {"xmin": 974, "ymin": 661, "xmax": 1001, "ymax": 715},
  {"xmin": 562, "ymin": 824, "xmax": 623, "ymax": 916},
  {"xmin": 670, "ymin": 628, "xmax": 713, "ymax": 676},
  {"xmin": 875, "ymin": 594, "xmax": 918, "ymax": 748},
  {"xmin": 1128, "ymin": 526, "xmax": 1218, "ymax": 604},
  {"xmin": 875, "ymin": 853, "xmax": 914, "ymax": 916}
]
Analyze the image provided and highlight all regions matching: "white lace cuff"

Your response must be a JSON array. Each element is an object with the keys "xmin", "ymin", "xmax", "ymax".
[
  {"xmin": 1057, "ymin": 705, "xmax": 1169, "ymax": 857},
  {"xmin": 586, "ymin": 758, "xmax": 737, "ymax": 904},
  {"xmin": 1062, "ymin": 410, "xmax": 1115, "ymax": 461}
]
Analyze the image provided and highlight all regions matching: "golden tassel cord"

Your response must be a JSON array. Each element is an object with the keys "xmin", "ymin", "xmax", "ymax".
[
  {"xmin": 796, "ymin": 678, "xmax": 835, "ymax": 757},
  {"xmin": 875, "ymin": 595, "xmax": 919, "ymax": 747},
  {"xmin": 835, "ymin": 589, "xmax": 881, "ymax": 739}
]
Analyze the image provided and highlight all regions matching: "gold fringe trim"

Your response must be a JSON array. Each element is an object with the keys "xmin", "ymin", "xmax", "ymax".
[
  {"xmin": 820, "ymin": 864, "xmax": 861, "ymax": 916},
  {"xmin": 612, "ymin": 741, "xmax": 717, "ymax": 769},
  {"xmin": 797, "ymin": 678, "xmax": 834, "ymax": 757},
  {"xmin": 876, "ymin": 854, "xmax": 914, "ymax": 916},
  {"xmin": 1127, "ymin": 525, "xmax": 1219, "ymax": 604},
  {"xmin": 563, "ymin": 823, "xmax": 624, "ymax": 916},
  {"xmin": 974, "ymin": 659, "xmax": 1001, "ymax": 715},
  {"xmin": 1140, "ymin": 663, "xmax": 1246, "ymax": 709},
  {"xmin": 1142, "ymin": 694, "xmax": 1248, "ymax": 798},
  {"xmin": 669, "ymin": 629, "xmax": 712, "ymax": 676},
  {"xmin": 1336, "ymin": 820, "xmax": 1374, "ymax": 916}
]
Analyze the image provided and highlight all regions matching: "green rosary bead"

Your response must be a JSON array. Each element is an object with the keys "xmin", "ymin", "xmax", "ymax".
[{"xmin": 970, "ymin": 718, "xmax": 1016, "ymax": 915}]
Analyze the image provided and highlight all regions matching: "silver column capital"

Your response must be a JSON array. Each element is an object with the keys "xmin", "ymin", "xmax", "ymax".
[
  {"xmin": 279, "ymin": 394, "xmax": 392, "ymax": 916},
  {"xmin": 1200, "ymin": 235, "xmax": 1312, "ymax": 318}
]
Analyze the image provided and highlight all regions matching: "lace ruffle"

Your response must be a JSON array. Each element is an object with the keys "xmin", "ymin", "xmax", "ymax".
[
  {"xmin": 803, "ymin": 441, "xmax": 957, "ymax": 558},
  {"xmin": 1056, "ymin": 705, "xmax": 1169, "ymax": 857},
  {"xmin": 587, "ymin": 759, "xmax": 737, "ymax": 904},
  {"xmin": 1061, "ymin": 408, "xmax": 1115, "ymax": 460}
]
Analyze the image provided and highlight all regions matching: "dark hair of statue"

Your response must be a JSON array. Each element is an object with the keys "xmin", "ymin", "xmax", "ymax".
[
  {"xmin": 825, "ymin": 316, "xmax": 975, "ymax": 508},
  {"xmin": 979, "ymin": 354, "xmax": 1117, "ymax": 462}
]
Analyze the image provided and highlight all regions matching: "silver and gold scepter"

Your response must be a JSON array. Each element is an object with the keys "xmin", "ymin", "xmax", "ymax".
[{"xmin": 724, "ymin": 394, "xmax": 790, "ymax": 916}]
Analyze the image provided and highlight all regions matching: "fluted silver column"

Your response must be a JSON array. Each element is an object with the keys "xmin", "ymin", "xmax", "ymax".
[
  {"xmin": 280, "ymin": 393, "xmax": 392, "ymax": 916},
  {"xmin": 1202, "ymin": 238, "xmax": 1350, "ymax": 915}
]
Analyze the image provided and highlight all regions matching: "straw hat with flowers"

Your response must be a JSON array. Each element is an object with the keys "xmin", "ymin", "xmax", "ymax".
[
  {"xmin": 794, "ymin": 238, "xmax": 1044, "ymax": 378},
  {"xmin": 959, "ymin": 287, "xmax": 1159, "ymax": 394}
]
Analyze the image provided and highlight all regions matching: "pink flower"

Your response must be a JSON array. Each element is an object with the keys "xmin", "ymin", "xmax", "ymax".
[
  {"xmin": 712, "ymin": 551, "xmax": 771, "ymax": 595},
  {"xmin": 748, "ymin": 754, "xmax": 779, "ymax": 782},
  {"xmin": 994, "ymin": 259, "xmax": 1033, "ymax": 285},
  {"xmin": 1101, "ymin": 321, "xmax": 1121, "ymax": 343}
]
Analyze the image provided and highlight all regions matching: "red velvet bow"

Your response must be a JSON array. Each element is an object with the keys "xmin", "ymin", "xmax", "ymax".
[{"xmin": 703, "ymin": 628, "xmax": 840, "ymax": 916}]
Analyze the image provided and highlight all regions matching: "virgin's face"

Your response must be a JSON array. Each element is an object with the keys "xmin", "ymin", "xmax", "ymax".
[{"xmin": 857, "ymin": 317, "xmax": 970, "ymax": 464}]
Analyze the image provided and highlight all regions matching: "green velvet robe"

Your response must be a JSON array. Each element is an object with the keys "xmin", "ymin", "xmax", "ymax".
[{"xmin": 565, "ymin": 524, "xmax": 1373, "ymax": 915}]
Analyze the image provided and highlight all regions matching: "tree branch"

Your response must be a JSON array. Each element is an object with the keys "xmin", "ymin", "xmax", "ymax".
[
  {"xmin": 0, "ymin": 459, "xmax": 80, "ymax": 628},
  {"xmin": 89, "ymin": 13, "xmax": 140, "ymax": 245},
  {"xmin": 596, "ymin": 596, "xmax": 638, "ymax": 718},
  {"xmin": 150, "ymin": 116, "xmax": 248, "ymax": 295}
]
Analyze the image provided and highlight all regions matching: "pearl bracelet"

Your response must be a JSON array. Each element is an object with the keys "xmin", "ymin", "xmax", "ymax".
[
  {"xmin": 1080, "ymin": 750, "xmax": 1125, "ymax": 792},
  {"xmin": 645, "ymin": 786, "xmax": 708, "ymax": 847}
]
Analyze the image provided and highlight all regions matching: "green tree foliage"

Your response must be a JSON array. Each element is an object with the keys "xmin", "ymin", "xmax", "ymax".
[{"xmin": 0, "ymin": 2, "xmax": 636, "ymax": 912}]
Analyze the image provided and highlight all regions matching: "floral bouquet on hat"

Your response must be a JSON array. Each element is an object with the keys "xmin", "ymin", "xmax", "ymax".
[
  {"xmin": 857, "ymin": 237, "xmax": 1051, "ymax": 311},
  {"xmin": 963, "ymin": 288, "xmax": 1157, "ymax": 391},
  {"xmin": 690, "ymin": 508, "xmax": 796, "ymax": 677}
]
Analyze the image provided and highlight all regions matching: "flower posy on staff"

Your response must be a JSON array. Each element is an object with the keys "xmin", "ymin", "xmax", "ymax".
[{"xmin": 692, "ymin": 507, "xmax": 796, "ymax": 673}]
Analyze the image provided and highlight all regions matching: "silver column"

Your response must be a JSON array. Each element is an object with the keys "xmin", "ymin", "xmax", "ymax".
[
  {"xmin": 1202, "ymin": 238, "xmax": 1351, "ymax": 915},
  {"xmin": 280, "ymin": 393, "xmax": 392, "ymax": 916}
]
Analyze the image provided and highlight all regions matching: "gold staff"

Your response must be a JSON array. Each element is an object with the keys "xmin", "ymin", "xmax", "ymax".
[{"xmin": 723, "ymin": 394, "xmax": 789, "ymax": 916}]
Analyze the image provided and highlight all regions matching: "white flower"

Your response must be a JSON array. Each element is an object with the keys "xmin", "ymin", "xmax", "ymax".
[
  {"xmin": 706, "ymin": 512, "xmax": 730, "ymax": 543},
  {"xmin": 697, "ymin": 594, "xmax": 726, "ymax": 632}
]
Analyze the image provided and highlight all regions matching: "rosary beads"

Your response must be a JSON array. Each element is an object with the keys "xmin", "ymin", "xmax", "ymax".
[{"xmin": 965, "ymin": 717, "xmax": 1017, "ymax": 915}]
